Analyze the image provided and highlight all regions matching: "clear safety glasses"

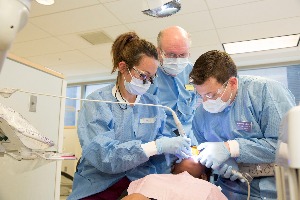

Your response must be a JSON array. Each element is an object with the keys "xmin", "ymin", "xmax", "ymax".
[
  {"xmin": 132, "ymin": 66, "xmax": 157, "ymax": 84},
  {"xmin": 195, "ymin": 80, "xmax": 229, "ymax": 100},
  {"xmin": 160, "ymin": 49, "xmax": 190, "ymax": 59}
]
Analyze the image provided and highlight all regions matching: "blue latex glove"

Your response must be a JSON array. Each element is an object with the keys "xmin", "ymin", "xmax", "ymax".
[
  {"xmin": 197, "ymin": 142, "xmax": 230, "ymax": 170},
  {"xmin": 156, "ymin": 137, "xmax": 192, "ymax": 159},
  {"xmin": 218, "ymin": 158, "xmax": 241, "ymax": 181}
]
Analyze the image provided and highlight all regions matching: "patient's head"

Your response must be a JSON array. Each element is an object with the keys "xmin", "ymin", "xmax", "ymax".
[
  {"xmin": 171, "ymin": 158, "xmax": 211, "ymax": 181},
  {"xmin": 121, "ymin": 193, "xmax": 150, "ymax": 200}
]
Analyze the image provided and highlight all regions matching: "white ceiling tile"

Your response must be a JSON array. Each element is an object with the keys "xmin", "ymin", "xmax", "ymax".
[
  {"xmin": 102, "ymin": 25, "xmax": 131, "ymax": 40},
  {"xmin": 27, "ymin": 50, "xmax": 92, "ymax": 67},
  {"xmin": 211, "ymin": 0, "xmax": 300, "ymax": 28},
  {"xmin": 58, "ymin": 33, "xmax": 94, "ymax": 49},
  {"xmin": 30, "ymin": 5, "xmax": 122, "ymax": 35},
  {"xmin": 191, "ymin": 30, "xmax": 220, "ymax": 47},
  {"xmin": 80, "ymin": 43, "xmax": 112, "ymax": 62},
  {"xmin": 57, "ymin": 25, "xmax": 129, "ymax": 49},
  {"xmin": 127, "ymin": 21, "xmax": 166, "ymax": 39},
  {"xmin": 170, "ymin": 12, "xmax": 215, "ymax": 33},
  {"xmin": 218, "ymin": 17, "xmax": 300, "ymax": 43},
  {"xmin": 14, "ymin": 23, "xmax": 50, "ymax": 43},
  {"xmin": 180, "ymin": 0, "xmax": 208, "ymax": 13},
  {"xmin": 29, "ymin": 0, "xmax": 100, "ymax": 17},
  {"xmin": 9, "ymin": 38, "xmax": 73, "ymax": 57},
  {"xmin": 206, "ymin": 0, "xmax": 259, "ymax": 9},
  {"xmin": 127, "ymin": 12, "xmax": 214, "ymax": 39},
  {"xmin": 104, "ymin": 0, "xmax": 152, "ymax": 23},
  {"xmin": 98, "ymin": 0, "xmax": 120, "ymax": 3},
  {"xmin": 189, "ymin": 44, "xmax": 224, "ymax": 64}
]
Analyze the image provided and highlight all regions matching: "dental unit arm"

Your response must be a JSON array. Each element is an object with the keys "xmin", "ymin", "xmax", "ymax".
[
  {"xmin": 0, "ymin": 88, "xmax": 75, "ymax": 161},
  {"xmin": 0, "ymin": 103, "xmax": 76, "ymax": 161},
  {"xmin": 0, "ymin": 88, "xmax": 186, "ymax": 161},
  {"xmin": 0, "ymin": 0, "xmax": 31, "ymax": 72}
]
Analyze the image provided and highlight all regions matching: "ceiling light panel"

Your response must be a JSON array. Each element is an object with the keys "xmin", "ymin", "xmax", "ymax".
[{"xmin": 223, "ymin": 34, "xmax": 300, "ymax": 54}]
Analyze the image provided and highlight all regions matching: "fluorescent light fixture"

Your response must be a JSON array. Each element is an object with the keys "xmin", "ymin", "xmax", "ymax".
[
  {"xmin": 142, "ymin": 0, "xmax": 181, "ymax": 18},
  {"xmin": 36, "ymin": 0, "xmax": 54, "ymax": 5},
  {"xmin": 223, "ymin": 34, "xmax": 300, "ymax": 54}
]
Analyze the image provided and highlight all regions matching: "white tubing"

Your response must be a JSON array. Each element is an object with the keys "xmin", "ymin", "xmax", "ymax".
[{"xmin": 2, "ymin": 88, "xmax": 186, "ymax": 137}]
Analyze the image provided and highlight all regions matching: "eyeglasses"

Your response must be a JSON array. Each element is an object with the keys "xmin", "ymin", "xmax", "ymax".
[
  {"xmin": 160, "ymin": 49, "xmax": 189, "ymax": 59},
  {"xmin": 195, "ymin": 80, "xmax": 229, "ymax": 100},
  {"xmin": 132, "ymin": 66, "xmax": 157, "ymax": 84}
]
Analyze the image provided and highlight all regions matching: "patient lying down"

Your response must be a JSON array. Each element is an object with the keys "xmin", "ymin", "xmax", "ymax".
[{"xmin": 122, "ymin": 158, "xmax": 227, "ymax": 200}]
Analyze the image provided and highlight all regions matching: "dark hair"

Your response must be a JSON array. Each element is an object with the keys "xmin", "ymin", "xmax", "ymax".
[
  {"xmin": 111, "ymin": 32, "xmax": 158, "ymax": 74},
  {"xmin": 171, "ymin": 158, "xmax": 212, "ymax": 180},
  {"xmin": 189, "ymin": 50, "xmax": 237, "ymax": 85}
]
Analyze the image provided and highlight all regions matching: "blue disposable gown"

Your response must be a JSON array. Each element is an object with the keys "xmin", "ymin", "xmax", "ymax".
[
  {"xmin": 67, "ymin": 84, "xmax": 172, "ymax": 200},
  {"xmin": 192, "ymin": 75, "xmax": 296, "ymax": 200},
  {"xmin": 148, "ymin": 64, "xmax": 198, "ymax": 145}
]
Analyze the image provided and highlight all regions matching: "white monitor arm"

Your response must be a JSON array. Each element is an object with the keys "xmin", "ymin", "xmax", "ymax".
[{"xmin": 0, "ymin": 0, "xmax": 31, "ymax": 72}]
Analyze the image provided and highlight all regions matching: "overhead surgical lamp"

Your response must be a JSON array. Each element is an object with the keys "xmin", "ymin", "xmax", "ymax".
[{"xmin": 142, "ymin": 0, "xmax": 181, "ymax": 18}]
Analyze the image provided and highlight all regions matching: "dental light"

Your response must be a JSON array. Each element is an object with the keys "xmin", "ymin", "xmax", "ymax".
[{"xmin": 142, "ymin": 0, "xmax": 181, "ymax": 18}]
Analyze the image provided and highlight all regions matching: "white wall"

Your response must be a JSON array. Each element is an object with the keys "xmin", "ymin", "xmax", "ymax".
[
  {"xmin": 0, "ymin": 57, "xmax": 66, "ymax": 200},
  {"xmin": 61, "ymin": 128, "xmax": 82, "ymax": 177}
]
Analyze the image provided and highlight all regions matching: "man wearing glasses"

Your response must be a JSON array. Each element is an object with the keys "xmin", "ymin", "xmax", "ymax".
[
  {"xmin": 148, "ymin": 26, "xmax": 198, "ymax": 145},
  {"xmin": 189, "ymin": 50, "xmax": 295, "ymax": 200}
]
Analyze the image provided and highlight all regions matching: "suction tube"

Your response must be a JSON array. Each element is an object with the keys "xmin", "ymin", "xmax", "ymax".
[{"xmin": 0, "ymin": 88, "xmax": 186, "ymax": 137}]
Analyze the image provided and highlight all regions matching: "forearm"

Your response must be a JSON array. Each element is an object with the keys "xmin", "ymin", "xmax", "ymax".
[
  {"xmin": 82, "ymin": 133, "xmax": 149, "ymax": 174},
  {"xmin": 234, "ymin": 137, "xmax": 277, "ymax": 163}
]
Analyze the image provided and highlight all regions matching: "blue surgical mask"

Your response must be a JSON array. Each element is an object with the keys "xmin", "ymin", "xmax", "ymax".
[
  {"xmin": 124, "ymin": 72, "xmax": 151, "ymax": 95},
  {"xmin": 161, "ymin": 57, "xmax": 189, "ymax": 76}
]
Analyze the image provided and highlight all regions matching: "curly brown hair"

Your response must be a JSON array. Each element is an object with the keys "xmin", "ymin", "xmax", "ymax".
[{"xmin": 189, "ymin": 50, "xmax": 237, "ymax": 85}]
